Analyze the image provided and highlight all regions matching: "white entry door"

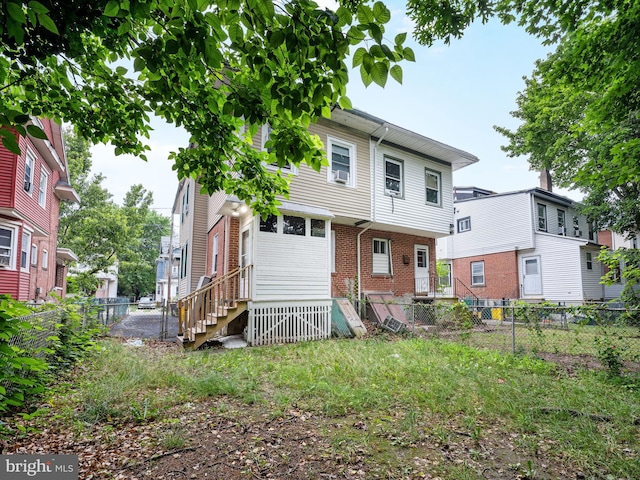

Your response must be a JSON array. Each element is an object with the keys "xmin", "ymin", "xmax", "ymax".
[
  {"xmin": 240, "ymin": 227, "xmax": 252, "ymax": 298},
  {"xmin": 522, "ymin": 256, "xmax": 542, "ymax": 295},
  {"xmin": 414, "ymin": 245, "xmax": 430, "ymax": 294}
]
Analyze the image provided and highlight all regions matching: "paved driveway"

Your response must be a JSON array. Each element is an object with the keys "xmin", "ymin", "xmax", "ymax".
[{"xmin": 108, "ymin": 308, "xmax": 179, "ymax": 340}]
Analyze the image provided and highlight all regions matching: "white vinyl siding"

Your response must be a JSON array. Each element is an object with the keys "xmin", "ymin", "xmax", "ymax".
[
  {"xmin": 253, "ymin": 218, "xmax": 331, "ymax": 301},
  {"xmin": 372, "ymin": 238, "xmax": 390, "ymax": 274},
  {"xmin": 374, "ymin": 144, "xmax": 453, "ymax": 235},
  {"xmin": 450, "ymin": 193, "xmax": 534, "ymax": 258},
  {"xmin": 277, "ymin": 120, "xmax": 371, "ymax": 221}
]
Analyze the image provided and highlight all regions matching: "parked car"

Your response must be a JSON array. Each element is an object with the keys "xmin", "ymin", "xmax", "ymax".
[{"xmin": 137, "ymin": 296, "xmax": 155, "ymax": 309}]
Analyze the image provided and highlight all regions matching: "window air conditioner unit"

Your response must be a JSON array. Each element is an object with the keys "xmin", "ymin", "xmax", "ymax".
[
  {"xmin": 386, "ymin": 189, "xmax": 401, "ymax": 197},
  {"xmin": 558, "ymin": 227, "xmax": 566, "ymax": 235},
  {"xmin": 333, "ymin": 170, "xmax": 349, "ymax": 183},
  {"xmin": 24, "ymin": 181, "xmax": 31, "ymax": 192}
]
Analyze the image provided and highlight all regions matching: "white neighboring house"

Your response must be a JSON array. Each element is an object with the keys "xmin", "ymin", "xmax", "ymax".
[
  {"xmin": 437, "ymin": 184, "xmax": 604, "ymax": 305},
  {"xmin": 155, "ymin": 235, "xmax": 181, "ymax": 305},
  {"xmin": 72, "ymin": 262, "xmax": 118, "ymax": 299}
]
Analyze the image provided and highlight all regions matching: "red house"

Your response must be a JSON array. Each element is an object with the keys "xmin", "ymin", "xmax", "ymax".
[{"xmin": 0, "ymin": 119, "xmax": 79, "ymax": 302}]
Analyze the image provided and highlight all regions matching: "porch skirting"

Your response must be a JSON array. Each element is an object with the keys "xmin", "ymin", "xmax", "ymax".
[{"xmin": 247, "ymin": 300, "xmax": 332, "ymax": 346}]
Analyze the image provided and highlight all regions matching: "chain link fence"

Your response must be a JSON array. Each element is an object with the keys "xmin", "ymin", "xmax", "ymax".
[
  {"xmin": 367, "ymin": 299, "xmax": 640, "ymax": 371},
  {"xmin": 8, "ymin": 309, "xmax": 64, "ymax": 357}
]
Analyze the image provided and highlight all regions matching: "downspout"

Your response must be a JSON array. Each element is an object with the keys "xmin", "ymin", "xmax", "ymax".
[{"xmin": 357, "ymin": 222, "xmax": 374, "ymax": 313}]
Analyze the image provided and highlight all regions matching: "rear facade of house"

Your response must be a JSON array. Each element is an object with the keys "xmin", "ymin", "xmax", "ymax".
[
  {"xmin": 174, "ymin": 108, "xmax": 478, "ymax": 347},
  {"xmin": 437, "ymin": 186, "xmax": 604, "ymax": 305},
  {"xmin": 0, "ymin": 119, "xmax": 78, "ymax": 302}
]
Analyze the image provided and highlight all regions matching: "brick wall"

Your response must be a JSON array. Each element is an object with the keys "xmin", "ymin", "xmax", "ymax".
[
  {"xmin": 332, "ymin": 224, "xmax": 436, "ymax": 298},
  {"xmin": 207, "ymin": 218, "xmax": 226, "ymax": 279},
  {"xmin": 452, "ymin": 250, "xmax": 520, "ymax": 299}
]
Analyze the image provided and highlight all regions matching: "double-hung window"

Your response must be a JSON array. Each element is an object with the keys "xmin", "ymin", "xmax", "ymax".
[
  {"xmin": 0, "ymin": 227, "xmax": 14, "ymax": 268},
  {"xmin": 212, "ymin": 234, "xmax": 219, "ymax": 274},
  {"xmin": 372, "ymin": 238, "xmax": 390, "ymax": 274},
  {"xmin": 537, "ymin": 204, "xmax": 547, "ymax": 231},
  {"xmin": 586, "ymin": 252, "xmax": 593, "ymax": 270},
  {"xmin": 42, "ymin": 249, "xmax": 48, "ymax": 270},
  {"xmin": 31, "ymin": 244, "xmax": 37, "ymax": 267},
  {"xmin": 457, "ymin": 217, "xmax": 471, "ymax": 233},
  {"xmin": 557, "ymin": 209, "xmax": 566, "ymax": 235},
  {"xmin": 38, "ymin": 169, "xmax": 48, "ymax": 207},
  {"xmin": 21, "ymin": 232, "xmax": 30, "ymax": 271},
  {"xmin": 471, "ymin": 261, "xmax": 485, "ymax": 286},
  {"xmin": 24, "ymin": 150, "xmax": 35, "ymax": 194},
  {"xmin": 425, "ymin": 168, "xmax": 441, "ymax": 206},
  {"xmin": 384, "ymin": 157, "xmax": 403, "ymax": 197},
  {"xmin": 328, "ymin": 137, "xmax": 355, "ymax": 186}
]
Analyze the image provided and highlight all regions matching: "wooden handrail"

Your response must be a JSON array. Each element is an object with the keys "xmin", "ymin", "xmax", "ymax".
[{"xmin": 177, "ymin": 265, "xmax": 252, "ymax": 340}]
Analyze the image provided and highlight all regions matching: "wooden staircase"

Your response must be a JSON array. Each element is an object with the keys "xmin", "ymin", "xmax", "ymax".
[{"xmin": 177, "ymin": 265, "xmax": 252, "ymax": 350}]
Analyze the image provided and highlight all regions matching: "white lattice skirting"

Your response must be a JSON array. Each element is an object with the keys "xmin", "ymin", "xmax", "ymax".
[{"xmin": 247, "ymin": 302, "xmax": 331, "ymax": 346}]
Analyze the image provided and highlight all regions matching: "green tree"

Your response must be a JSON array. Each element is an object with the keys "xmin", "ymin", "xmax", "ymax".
[
  {"xmin": 118, "ymin": 187, "xmax": 170, "ymax": 298},
  {"xmin": 59, "ymin": 129, "xmax": 131, "ymax": 294},
  {"xmin": 1, "ymin": 0, "xmax": 413, "ymax": 216}
]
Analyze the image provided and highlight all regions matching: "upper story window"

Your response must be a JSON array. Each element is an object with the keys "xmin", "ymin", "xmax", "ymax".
[
  {"xmin": 537, "ymin": 203, "xmax": 547, "ymax": 231},
  {"xmin": 24, "ymin": 150, "xmax": 35, "ymax": 194},
  {"xmin": 384, "ymin": 157, "xmax": 403, "ymax": 197},
  {"xmin": 328, "ymin": 137, "xmax": 356, "ymax": 186},
  {"xmin": 632, "ymin": 236, "xmax": 638, "ymax": 249},
  {"xmin": 372, "ymin": 238, "xmax": 390, "ymax": 274},
  {"xmin": 557, "ymin": 209, "xmax": 566, "ymax": 235},
  {"xmin": 0, "ymin": 227, "xmax": 14, "ymax": 269},
  {"xmin": 588, "ymin": 222, "xmax": 596, "ymax": 242},
  {"xmin": 573, "ymin": 216, "xmax": 580, "ymax": 236},
  {"xmin": 425, "ymin": 168, "xmax": 441, "ymax": 206},
  {"xmin": 38, "ymin": 169, "xmax": 48, "ymax": 208},
  {"xmin": 181, "ymin": 183, "xmax": 190, "ymax": 223},
  {"xmin": 263, "ymin": 124, "xmax": 295, "ymax": 173},
  {"xmin": 471, "ymin": 261, "xmax": 485, "ymax": 286},
  {"xmin": 457, "ymin": 217, "xmax": 471, "ymax": 233}
]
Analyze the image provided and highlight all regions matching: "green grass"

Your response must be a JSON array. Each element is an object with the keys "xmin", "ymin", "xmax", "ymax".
[{"xmin": 42, "ymin": 337, "xmax": 640, "ymax": 478}]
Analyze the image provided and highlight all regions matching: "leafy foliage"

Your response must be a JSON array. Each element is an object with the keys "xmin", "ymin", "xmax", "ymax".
[{"xmin": 1, "ymin": 0, "xmax": 413, "ymax": 216}]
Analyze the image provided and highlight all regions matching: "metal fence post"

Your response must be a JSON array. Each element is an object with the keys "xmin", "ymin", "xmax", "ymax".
[{"xmin": 511, "ymin": 305, "xmax": 516, "ymax": 354}]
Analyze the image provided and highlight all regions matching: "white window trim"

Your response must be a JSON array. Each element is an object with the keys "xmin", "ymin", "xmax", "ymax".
[
  {"xmin": 537, "ymin": 203, "xmax": 547, "ymax": 232},
  {"xmin": 0, "ymin": 225, "xmax": 17, "ymax": 270},
  {"xmin": 384, "ymin": 156, "xmax": 403, "ymax": 198},
  {"xmin": 21, "ymin": 231, "xmax": 31, "ymax": 272},
  {"xmin": 425, "ymin": 168, "xmax": 441, "ymax": 206},
  {"xmin": 31, "ymin": 244, "xmax": 37, "ymax": 266},
  {"xmin": 42, "ymin": 249, "xmax": 49, "ymax": 270},
  {"xmin": 38, "ymin": 168, "xmax": 49, "ymax": 208},
  {"xmin": 471, "ymin": 261, "xmax": 485, "ymax": 286},
  {"xmin": 327, "ymin": 136, "xmax": 356, "ymax": 187},
  {"xmin": 263, "ymin": 124, "xmax": 298, "ymax": 175},
  {"xmin": 372, "ymin": 238, "xmax": 390, "ymax": 275},
  {"xmin": 212, "ymin": 234, "xmax": 219, "ymax": 275},
  {"xmin": 24, "ymin": 149, "xmax": 36, "ymax": 195},
  {"xmin": 457, "ymin": 217, "xmax": 471, "ymax": 233}
]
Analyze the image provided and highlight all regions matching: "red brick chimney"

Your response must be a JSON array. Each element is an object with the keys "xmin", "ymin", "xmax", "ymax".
[{"xmin": 539, "ymin": 169, "xmax": 552, "ymax": 192}]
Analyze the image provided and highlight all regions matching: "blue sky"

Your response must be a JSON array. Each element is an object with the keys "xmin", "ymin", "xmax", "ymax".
[{"xmin": 90, "ymin": 1, "xmax": 559, "ymax": 212}]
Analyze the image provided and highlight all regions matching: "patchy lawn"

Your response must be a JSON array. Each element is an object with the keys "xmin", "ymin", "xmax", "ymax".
[{"xmin": 2, "ymin": 335, "xmax": 639, "ymax": 479}]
